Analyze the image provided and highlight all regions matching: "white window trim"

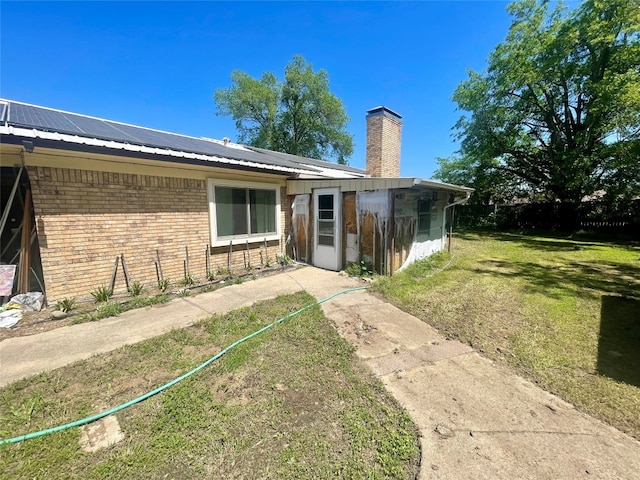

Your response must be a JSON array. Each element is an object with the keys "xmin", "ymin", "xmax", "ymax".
[{"xmin": 208, "ymin": 178, "xmax": 281, "ymax": 247}]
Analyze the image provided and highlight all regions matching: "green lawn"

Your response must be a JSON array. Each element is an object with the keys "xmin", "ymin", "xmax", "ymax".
[
  {"xmin": 376, "ymin": 231, "xmax": 640, "ymax": 439},
  {"xmin": 0, "ymin": 292, "xmax": 420, "ymax": 479}
]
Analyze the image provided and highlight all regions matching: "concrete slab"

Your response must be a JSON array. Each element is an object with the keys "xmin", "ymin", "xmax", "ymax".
[
  {"xmin": 0, "ymin": 271, "xmax": 305, "ymax": 387},
  {"xmin": 379, "ymin": 353, "xmax": 640, "ymax": 480},
  {"xmin": 0, "ymin": 298, "xmax": 206, "ymax": 386},
  {"xmin": 285, "ymin": 268, "xmax": 362, "ymax": 300},
  {"xmin": 184, "ymin": 273, "xmax": 302, "ymax": 315},
  {"xmin": 366, "ymin": 341, "xmax": 473, "ymax": 376},
  {"xmin": 79, "ymin": 415, "xmax": 125, "ymax": 453}
]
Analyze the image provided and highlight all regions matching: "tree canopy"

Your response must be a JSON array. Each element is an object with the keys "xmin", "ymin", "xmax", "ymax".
[
  {"xmin": 214, "ymin": 55, "xmax": 354, "ymax": 164},
  {"xmin": 436, "ymin": 0, "xmax": 640, "ymax": 204}
]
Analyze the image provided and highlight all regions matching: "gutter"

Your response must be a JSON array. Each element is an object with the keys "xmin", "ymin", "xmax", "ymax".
[
  {"xmin": 413, "ymin": 177, "xmax": 475, "ymax": 194},
  {"xmin": 442, "ymin": 192, "xmax": 471, "ymax": 250}
]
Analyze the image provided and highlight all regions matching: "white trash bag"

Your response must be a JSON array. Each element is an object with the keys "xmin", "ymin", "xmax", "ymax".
[
  {"xmin": 0, "ymin": 309, "xmax": 22, "ymax": 328},
  {"xmin": 7, "ymin": 292, "xmax": 45, "ymax": 312}
]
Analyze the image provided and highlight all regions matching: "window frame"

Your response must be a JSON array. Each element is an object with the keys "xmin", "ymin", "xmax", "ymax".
[
  {"xmin": 417, "ymin": 197, "xmax": 433, "ymax": 234},
  {"xmin": 208, "ymin": 178, "xmax": 281, "ymax": 246}
]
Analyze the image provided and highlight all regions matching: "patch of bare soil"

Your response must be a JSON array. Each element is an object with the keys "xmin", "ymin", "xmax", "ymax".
[{"xmin": 0, "ymin": 306, "xmax": 79, "ymax": 341}]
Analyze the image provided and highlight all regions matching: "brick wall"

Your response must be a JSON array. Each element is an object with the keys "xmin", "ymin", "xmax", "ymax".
[
  {"xmin": 365, "ymin": 109, "xmax": 402, "ymax": 178},
  {"xmin": 28, "ymin": 166, "xmax": 211, "ymax": 301}
]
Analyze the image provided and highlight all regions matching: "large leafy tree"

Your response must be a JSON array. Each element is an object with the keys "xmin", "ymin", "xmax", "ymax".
[
  {"xmin": 434, "ymin": 155, "xmax": 532, "ymax": 205},
  {"xmin": 444, "ymin": 0, "xmax": 640, "ymax": 204},
  {"xmin": 214, "ymin": 55, "xmax": 354, "ymax": 164}
]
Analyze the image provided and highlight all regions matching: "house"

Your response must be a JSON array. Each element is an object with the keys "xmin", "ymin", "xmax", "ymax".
[{"xmin": 0, "ymin": 99, "xmax": 472, "ymax": 302}]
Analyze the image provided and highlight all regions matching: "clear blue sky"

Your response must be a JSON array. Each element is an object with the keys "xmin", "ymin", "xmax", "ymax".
[{"xmin": 2, "ymin": 1, "xmax": 516, "ymax": 178}]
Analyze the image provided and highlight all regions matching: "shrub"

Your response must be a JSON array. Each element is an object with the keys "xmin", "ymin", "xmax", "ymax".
[
  {"xmin": 158, "ymin": 278, "xmax": 170, "ymax": 292},
  {"xmin": 130, "ymin": 281, "xmax": 144, "ymax": 297},
  {"xmin": 91, "ymin": 285, "xmax": 113, "ymax": 303},
  {"xmin": 56, "ymin": 297, "xmax": 76, "ymax": 313}
]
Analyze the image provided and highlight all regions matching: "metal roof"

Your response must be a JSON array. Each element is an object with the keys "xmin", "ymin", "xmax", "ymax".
[
  {"xmin": 0, "ymin": 99, "xmax": 474, "ymax": 194},
  {"xmin": 248, "ymin": 146, "xmax": 366, "ymax": 177},
  {"xmin": 1, "ymin": 125, "xmax": 313, "ymax": 175},
  {"xmin": 0, "ymin": 99, "xmax": 365, "ymax": 177}
]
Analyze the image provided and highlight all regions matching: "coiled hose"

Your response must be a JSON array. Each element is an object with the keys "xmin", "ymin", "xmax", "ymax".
[{"xmin": 0, "ymin": 286, "xmax": 368, "ymax": 445}]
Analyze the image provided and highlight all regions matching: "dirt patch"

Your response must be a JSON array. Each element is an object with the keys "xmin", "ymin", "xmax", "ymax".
[{"xmin": 0, "ymin": 308, "xmax": 75, "ymax": 341}]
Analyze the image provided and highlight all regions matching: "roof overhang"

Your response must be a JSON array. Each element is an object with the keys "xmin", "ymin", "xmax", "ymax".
[
  {"xmin": 411, "ymin": 178, "xmax": 474, "ymax": 194},
  {"xmin": 0, "ymin": 125, "xmax": 316, "ymax": 176},
  {"xmin": 287, "ymin": 177, "xmax": 474, "ymax": 195}
]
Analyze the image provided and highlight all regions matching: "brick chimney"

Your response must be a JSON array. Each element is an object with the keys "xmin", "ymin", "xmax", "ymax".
[{"xmin": 365, "ymin": 106, "xmax": 402, "ymax": 177}]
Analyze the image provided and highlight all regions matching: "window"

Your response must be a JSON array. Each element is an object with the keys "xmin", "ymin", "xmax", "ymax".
[
  {"xmin": 317, "ymin": 193, "xmax": 335, "ymax": 246},
  {"xmin": 418, "ymin": 198, "xmax": 432, "ymax": 233},
  {"xmin": 209, "ymin": 180, "xmax": 280, "ymax": 245}
]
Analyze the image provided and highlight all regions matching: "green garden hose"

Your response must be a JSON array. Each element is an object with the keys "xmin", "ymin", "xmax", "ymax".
[{"xmin": 0, "ymin": 286, "xmax": 368, "ymax": 445}]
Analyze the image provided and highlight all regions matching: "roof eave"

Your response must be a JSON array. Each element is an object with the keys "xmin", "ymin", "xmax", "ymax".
[
  {"xmin": 412, "ymin": 177, "xmax": 475, "ymax": 193},
  {"xmin": 0, "ymin": 126, "xmax": 317, "ymax": 176}
]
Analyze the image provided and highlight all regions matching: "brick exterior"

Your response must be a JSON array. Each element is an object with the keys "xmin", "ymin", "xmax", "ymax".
[
  {"xmin": 365, "ymin": 108, "xmax": 402, "ymax": 178},
  {"xmin": 28, "ymin": 166, "xmax": 210, "ymax": 301}
]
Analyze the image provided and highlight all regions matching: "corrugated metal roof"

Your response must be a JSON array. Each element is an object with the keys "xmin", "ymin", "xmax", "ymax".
[
  {"xmin": 0, "ymin": 125, "xmax": 310, "ymax": 175},
  {"xmin": 0, "ymin": 99, "xmax": 365, "ymax": 177},
  {"xmin": 0, "ymin": 101, "xmax": 8, "ymax": 123},
  {"xmin": 248, "ymin": 146, "xmax": 366, "ymax": 177}
]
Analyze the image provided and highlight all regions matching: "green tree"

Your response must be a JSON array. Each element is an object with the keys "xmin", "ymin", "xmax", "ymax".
[
  {"xmin": 434, "ymin": 155, "xmax": 531, "ymax": 205},
  {"xmin": 449, "ymin": 0, "xmax": 640, "ymax": 204},
  {"xmin": 214, "ymin": 55, "xmax": 354, "ymax": 164}
]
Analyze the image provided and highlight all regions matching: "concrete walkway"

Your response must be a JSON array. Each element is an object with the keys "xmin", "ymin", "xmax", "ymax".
[{"xmin": 2, "ymin": 267, "xmax": 639, "ymax": 479}]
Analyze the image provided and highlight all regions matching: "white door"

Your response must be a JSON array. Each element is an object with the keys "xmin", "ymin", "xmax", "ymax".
[{"xmin": 313, "ymin": 188, "xmax": 341, "ymax": 271}]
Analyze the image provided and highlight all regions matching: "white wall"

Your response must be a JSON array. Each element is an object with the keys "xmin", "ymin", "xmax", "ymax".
[{"xmin": 398, "ymin": 198, "xmax": 447, "ymax": 271}]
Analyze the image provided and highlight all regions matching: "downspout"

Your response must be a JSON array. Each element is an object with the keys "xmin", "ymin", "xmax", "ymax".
[{"xmin": 441, "ymin": 193, "xmax": 471, "ymax": 250}]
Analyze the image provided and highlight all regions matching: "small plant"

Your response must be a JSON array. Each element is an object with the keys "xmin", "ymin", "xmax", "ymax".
[
  {"xmin": 207, "ymin": 271, "xmax": 216, "ymax": 282},
  {"xmin": 70, "ymin": 314, "xmax": 91, "ymax": 325},
  {"xmin": 158, "ymin": 278, "xmax": 170, "ymax": 292},
  {"xmin": 199, "ymin": 283, "xmax": 221, "ymax": 293},
  {"xmin": 91, "ymin": 285, "xmax": 113, "ymax": 303},
  {"xmin": 216, "ymin": 267, "xmax": 231, "ymax": 277},
  {"xmin": 8, "ymin": 397, "xmax": 41, "ymax": 423},
  {"xmin": 129, "ymin": 281, "xmax": 144, "ymax": 297},
  {"xmin": 179, "ymin": 274, "xmax": 196, "ymax": 287},
  {"xmin": 128, "ymin": 293, "xmax": 169, "ymax": 309},
  {"xmin": 277, "ymin": 253, "xmax": 292, "ymax": 266},
  {"xmin": 56, "ymin": 297, "xmax": 76, "ymax": 313},
  {"xmin": 177, "ymin": 288, "xmax": 191, "ymax": 297},
  {"xmin": 95, "ymin": 301, "xmax": 122, "ymax": 319},
  {"xmin": 345, "ymin": 259, "xmax": 374, "ymax": 278}
]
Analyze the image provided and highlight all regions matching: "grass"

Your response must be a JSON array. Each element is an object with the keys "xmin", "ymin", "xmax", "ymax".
[
  {"xmin": 70, "ymin": 294, "xmax": 170, "ymax": 325},
  {"xmin": 0, "ymin": 293, "xmax": 420, "ymax": 479},
  {"xmin": 376, "ymin": 230, "xmax": 640, "ymax": 439}
]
